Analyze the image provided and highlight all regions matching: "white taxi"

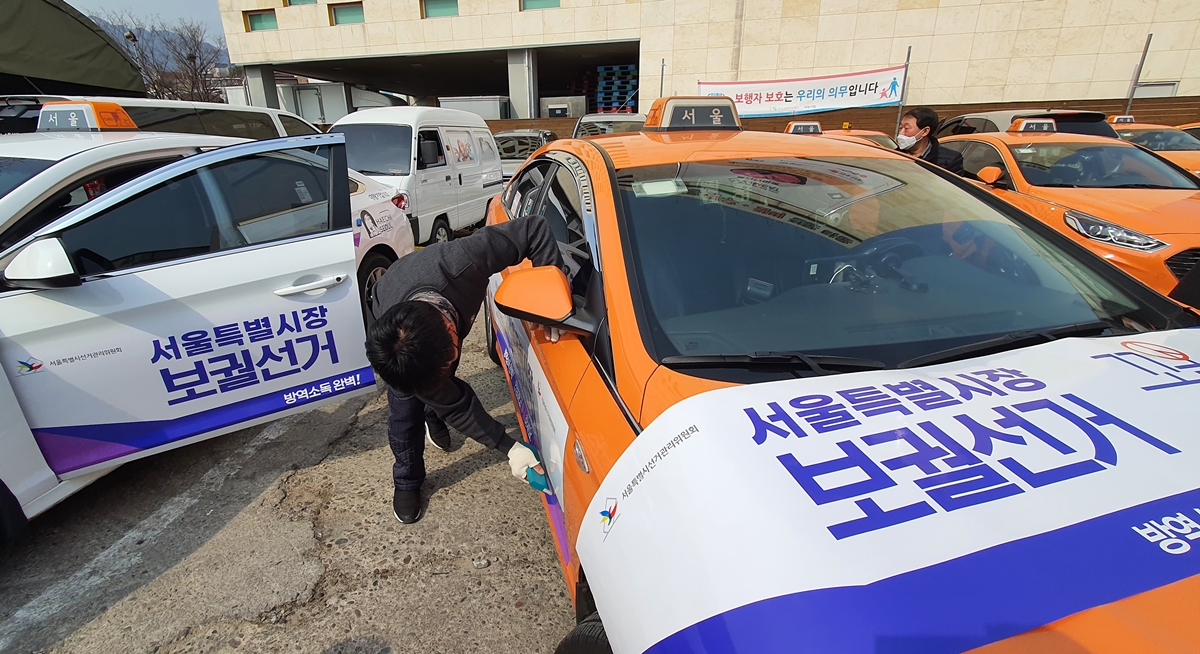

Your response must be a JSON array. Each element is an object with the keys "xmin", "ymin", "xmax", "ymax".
[
  {"xmin": 0, "ymin": 103, "xmax": 414, "ymax": 323},
  {"xmin": 0, "ymin": 132, "xmax": 386, "ymax": 542}
]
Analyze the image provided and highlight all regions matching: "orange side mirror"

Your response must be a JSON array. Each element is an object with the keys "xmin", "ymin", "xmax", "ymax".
[
  {"xmin": 494, "ymin": 266, "xmax": 597, "ymax": 335},
  {"xmin": 977, "ymin": 166, "xmax": 1003, "ymax": 185}
]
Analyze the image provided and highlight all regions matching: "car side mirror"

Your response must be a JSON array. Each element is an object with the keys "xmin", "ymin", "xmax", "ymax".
[
  {"xmin": 2, "ymin": 237, "xmax": 81, "ymax": 290},
  {"xmin": 494, "ymin": 266, "xmax": 596, "ymax": 336},
  {"xmin": 976, "ymin": 165, "xmax": 1013, "ymax": 190}
]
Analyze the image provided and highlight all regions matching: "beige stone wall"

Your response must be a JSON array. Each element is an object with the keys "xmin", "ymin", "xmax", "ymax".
[{"xmin": 220, "ymin": 0, "xmax": 1200, "ymax": 105}]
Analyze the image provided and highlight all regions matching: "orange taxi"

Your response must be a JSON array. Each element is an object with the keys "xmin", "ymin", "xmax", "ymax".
[
  {"xmin": 484, "ymin": 97, "xmax": 1200, "ymax": 654},
  {"xmin": 786, "ymin": 120, "xmax": 898, "ymax": 149},
  {"xmin": 1107, "ymin": 115, "xmax": 1200, "ymax": 175},
  {"xmin": 941, "ymin": 118, "xmax": 1200, "ymax": 296}
]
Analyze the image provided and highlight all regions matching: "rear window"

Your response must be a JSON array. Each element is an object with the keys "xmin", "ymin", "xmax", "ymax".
[
  {"xmin": 574, "ymin": 118, "xmax": 645, "ymax": 137},
  {"xmin": 1042, "ymin": 116, "xmax": 1118, "ymax": 138},
  {"xmin": 279, "ymin": 115, "xmax": 320, "ymax": 136},
  {"xmin": 330, "ymin": 124, "xmax": 413, "ymax": 176},
  {"xmin": 196, "ymin": 109, "xmax": 281, "ymax": 139},
  {"xmin": 0, "ymin": 104, "xmax": 42, "ymax": 134},
  {"xmin": 124, "ymin": 106, "xmax": 207, "ymax": 135},
  {"xmin": 495, "ymin": 135, "xmax": 543, "ymax": 160},
  {"xmin": 0, "ymin": 156, "xmax": 54, "ymax": 200}
]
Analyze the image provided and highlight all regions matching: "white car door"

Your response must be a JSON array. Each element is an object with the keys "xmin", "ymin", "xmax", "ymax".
[
  {"xmin": 0, "ymin": 134, "xmax": 373, "ymax": 480},
  {"xmin": 443, "ymin": 128, "xmax": 483, "ymax": 230},
  {"xmin": 414, "ymin": 128, "xmax": 456, "ymax": 242}
]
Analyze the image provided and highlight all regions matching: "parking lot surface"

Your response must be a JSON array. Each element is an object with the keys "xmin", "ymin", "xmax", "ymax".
[{"xmin": 0, "ymin": 325, "xmax": 574, "ymax": 654}]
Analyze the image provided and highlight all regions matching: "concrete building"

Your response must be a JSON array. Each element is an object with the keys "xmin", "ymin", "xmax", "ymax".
[{"xmin": 219, "ymin": 0, "xmax": 1200, "ymax": 118}]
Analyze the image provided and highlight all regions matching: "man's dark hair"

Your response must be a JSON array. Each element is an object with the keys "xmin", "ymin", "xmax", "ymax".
[
  {"xmin": 365, "ymin": 300, "xmax": 456, "ymax": 395},
  {"xmin": 903, "ymin": 106, "xmax": 940, "ymax": 134}
]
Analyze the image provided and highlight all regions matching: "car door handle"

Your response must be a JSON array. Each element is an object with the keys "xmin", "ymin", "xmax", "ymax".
[
  {"xmin": 445, "ymin": 175, "xmax": 452, "ymax": 182},
  {"xmin": 458, "ymin": 174, "xmax": 463, "ymax": 185},
  {"xmin": 274, "ymin": 275, "xmax": 347, "ymax": 296}
]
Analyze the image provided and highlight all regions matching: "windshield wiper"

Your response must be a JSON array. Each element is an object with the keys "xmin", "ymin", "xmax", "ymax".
[
  {"xmin": 1037, "ymin": 183, "xmax": 1080, "ymax": 188},
  {"xmin": 897, "ymin": 320, "xmax": 1123, "ymax": 369},
  {"xmin": 1106, "ymin": 183, "xmax": 1182, "ymax": 189},
  {"xmin": 661, "ymin": 351, "xmax": 885, "ymax": 375}
]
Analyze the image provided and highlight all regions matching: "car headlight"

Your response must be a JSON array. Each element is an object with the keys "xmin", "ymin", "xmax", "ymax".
[{"xmin": 1063, "ymin": 210, "xmax": 1167, "ymax": 252}]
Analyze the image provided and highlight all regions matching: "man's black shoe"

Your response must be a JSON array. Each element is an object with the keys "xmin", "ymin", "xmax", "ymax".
[
  {"xmin": 426, "ymin": 420, "xmax": 452, "ymax": 452},
  {"xmin": 393, "ymin": 489, "xmax": 423, "ymax": 524}
]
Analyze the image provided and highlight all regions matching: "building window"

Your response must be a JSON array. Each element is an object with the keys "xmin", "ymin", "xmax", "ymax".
[
  {"xmin": 245, "ymin": 10, "xmax": 278, "ymax": 31},
  {"xmin": 330, "ymin": 2, "xmax": 365, "ymax": 24},
  {"xmin": 286, "ymin": 0, "xmax": 317, "ymax": 5},
  {"xmin": 422, "ymin": 0, "xmax": 458, "ymax": 18},
  {"xmin": 522, "ymin": 0, "xmax": 560, "ymax": 8}
]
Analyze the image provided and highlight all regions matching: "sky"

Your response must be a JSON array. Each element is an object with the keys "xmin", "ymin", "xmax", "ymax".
[{"xmin": 66, "ymin": 0, "xmax": 225, "ymax": 42}]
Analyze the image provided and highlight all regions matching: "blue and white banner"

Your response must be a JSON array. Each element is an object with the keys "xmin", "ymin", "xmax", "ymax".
[
  {"xmin": 699, "ymin": 65, "xmax": 906, "ymax": 118},
  {"xmin": 577, "ymin": 330, "xmax": 1200, "ymax": 653}
]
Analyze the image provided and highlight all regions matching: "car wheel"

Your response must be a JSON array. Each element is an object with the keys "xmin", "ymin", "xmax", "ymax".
[
  {"xmin": 358, "ymin": 252, "xmax": 393, "ymax": 331},
  {"xmin": 484, "ymin": 302, "xmax": 501, "ymax": 366},
  {"xmin": 0, "ymin": 481, "xmax": 27, "ymax": 551},
  {"xmin": 430, "ymin": 217, "xmax": 452, "ymax": 244},
  {"xmin": 554, "ymin": 613, "xmax": 611, "ymax": 654}
]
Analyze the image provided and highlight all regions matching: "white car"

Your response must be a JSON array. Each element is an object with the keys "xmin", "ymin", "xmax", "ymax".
[
  {"xmin": 0, "ymin": 133, "xmax": 402, "ymax": 541},
  {"xmin": 0, "ymin": 129, "xmax": 413, "ymax": 325},
  {"xmin": 330, "ymin": 106, "xmax": 504, "ymax": 245}
]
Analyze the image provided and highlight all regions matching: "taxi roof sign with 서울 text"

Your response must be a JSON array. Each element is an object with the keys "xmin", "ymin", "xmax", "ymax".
[
  {"xmin": 642, "ymin": 96, "xmax": 742, "ymax": 132},
  {"xmin": 1109, "ymin": 115, "xmax": 1137, "ymax": 124},
  {"xmin": 1009, "ymin": 118, "xmax": 1057, "ymax": 133},
  {"xmin": 785, "ymin": 121, "xmax": 823, "ymax": 135},
  {"xmin": 36, "ymin": 101, "xmax": 137, "ymax": 132}
]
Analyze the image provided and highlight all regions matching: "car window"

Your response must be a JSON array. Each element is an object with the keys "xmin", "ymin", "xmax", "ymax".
[
  {"xmin": 475, "ymin": 133, "xmax": 499, "ymax": 163},
  {"xmin": 981, "ymin": 120, "xmax": 1000, "ymax": 133},
  {"xmin": 0, "ymin": 156, "xmax": 54, "ymax": 200},
  {"xmin": 935, "ymin": 118, "xmax": 962, "ymax": 139},
  {"xmin": 1, "ymin": 157, "xmax": 181, "ymax": 254},
  {"xmin": 956, "ymin": 118, "xmax": 987, "ymax": 135},
  {"xmin": 1118, "ymin": 129, "xmax": 1200, "ymax": 152},
  {"xmin": 496, "ymin": 136, "xmax": 544, "ymax": 161},
  {"xmin": 58, "ymin": 145, "xmax": 335, "ymax": 275},
  {"xmin": 574, "ymin": 118, "xmax": 645, "ymax": 138},
  {"xmin": 538, "ymin": 164, "xmax": 592, "ymax": 292},
  {"xmin": 960, "ymin": 142, "xmax": 1010, "ymax": 180},
  {"xmin": 1043, "ymin": 117, "xmax": 1118, "ymax": 138},
  {"xmin": 1006, "ymin": 142, "xmax": 1199, "ymax": 189},
  {"xmin": 197, "ymin": 109, "xmax": 281, "ymax": 139},
  {"xmin": 616, "ymin": 157, "xmax": 1184, "ymax": 378},
  {"xmin": 331, "ymin": 124, "xmax": 413, "ymax": 176},
  {"xmin": 863, "ymin": 134, "xmax": 898, "ymax": 149},
  {"xmin": 279, "ymin": 115, "xmax": 320, "ymax": 136},
  {"xmin": 416, "ymin": 129, "xmax": 446, "ymax": 169},
  {"xmin": 503, "ymin": 160, "xmax": 553, "ymax": 218},
  {"xmin": 444, "ymin": 130, "xmax": 478, "ymax": 166},
  {"xmin": 123, "ymin": 106, "xmax": 207, "ymax": 135}
]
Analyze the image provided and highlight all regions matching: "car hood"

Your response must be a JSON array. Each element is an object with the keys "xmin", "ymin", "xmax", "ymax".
[
  {"xmin": 1156, "ymin": 150, "xmax": 1200, "ymax": 174},
  {"xmin": 1032, "ymin": 187, "xmax": 1200, "ymax": 235},
  {"xmin": 577, "ymin": 330, "xmax": 1200, "ymax": 654}
]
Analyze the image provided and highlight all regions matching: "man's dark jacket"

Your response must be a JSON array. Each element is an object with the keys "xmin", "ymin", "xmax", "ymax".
[
  {"xmin": 919, "ymin": 138, "xmax": 965, "ymax": 176},
  {"xmin": 372, "ymin": 213, "xmax": 564, "ymax": 343}
]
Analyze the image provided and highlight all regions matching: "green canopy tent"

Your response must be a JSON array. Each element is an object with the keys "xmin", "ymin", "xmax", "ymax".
[{"xmin": 0, "ymin": 0, "xmax": 146, "ymax": 96}]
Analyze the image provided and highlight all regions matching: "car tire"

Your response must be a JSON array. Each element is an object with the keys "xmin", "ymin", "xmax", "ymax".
[
  {"xmin": 484, "ymin": 302, "xmax": 501, "ymax": 366},
  {"xmin": 358, "ymin": 251, "xmax": 393, "ymax": 331},
  {"xmin": 429, "ymin": 217, "xmax": 452, "ymax": 245},
  {"xmin": 554, "ymin": 613, "xmax": 611, "ymax": 654},
  {"xmin": 0, "ymin": 481, "xmax": 27, "ymax": 551}
]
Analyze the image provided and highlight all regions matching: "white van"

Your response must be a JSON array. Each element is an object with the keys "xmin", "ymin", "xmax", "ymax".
[{"xmin": 329, "ymin": 107, "xmax": 504, "ymax": 244}]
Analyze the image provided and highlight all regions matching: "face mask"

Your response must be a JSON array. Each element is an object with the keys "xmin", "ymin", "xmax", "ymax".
[{"xmin": 895, "ymin": 133, "xmax": 919, "ymax": 150}]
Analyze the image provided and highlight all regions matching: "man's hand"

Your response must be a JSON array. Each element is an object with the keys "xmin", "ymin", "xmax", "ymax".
[{"xmin": 507, "ymin": 441, "xmax": 545, "ymax": 481}]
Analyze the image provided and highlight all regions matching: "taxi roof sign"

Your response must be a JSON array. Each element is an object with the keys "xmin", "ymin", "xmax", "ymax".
[
  {"xmin": 785, "ymin": 121, "xmax": 822, "ymax": 135},
  {"xmin": 37, "ymin": 101, "xmax": 137, "ymax": 132},
  {"xmin": 1108, "ymin": 115, "xmax": 1136, "ymax": 124},
  {"xmin": 1009, "ymin": 118, "xmax": 1056, "ymax": 133},
  {"xmin": 643, "ymin": 96, "xmax": 741, "ymax": 132}
]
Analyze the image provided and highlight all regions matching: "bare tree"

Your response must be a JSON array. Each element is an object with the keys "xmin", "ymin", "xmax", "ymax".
[
  {"xmin": 162, "ymin": 20, "xmax": 226, "ymax": 102},
  {"xmin": 94, "ymin": 10, "xmax": 230, "ymax": 102}
]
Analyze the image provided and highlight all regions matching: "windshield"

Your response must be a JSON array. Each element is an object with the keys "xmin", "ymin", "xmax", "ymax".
[
  {"xmin": 0, "ymin": 156, "xmax": 54, "ymax": 200},
  {"xmin": 329, "ymin": 124, "xmax": 413, "ymax": 176},
  {"xmin": 862, "ymin": 134, "xmax": 898, "ymax": 149},
  {"xmin": 495, "ymin": 135, "xmax": 543, "ymax": 160},
  {"xmin": 575, "ymin": 118, "xmax": 645, "ymax": 137},
  {"xmin": 1118, "ymin": 128, "xmax": 1200, "ymax": 152},
  {"xmin": 1006, "ymin": 142, "xmax": 1199, "ymax": 189},
  {"xmin": 618, "ymin": 157, "xmax": 1190, "ymax": 377}
]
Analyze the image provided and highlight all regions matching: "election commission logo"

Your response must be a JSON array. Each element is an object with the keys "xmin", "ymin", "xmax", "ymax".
[
  {"xmin": 600, "ymin": 498, "xmax": 618, "ymax": 539},
  {"xmin": 16, "ymin": 357, "xmax": 44, "ymax": 375}
]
